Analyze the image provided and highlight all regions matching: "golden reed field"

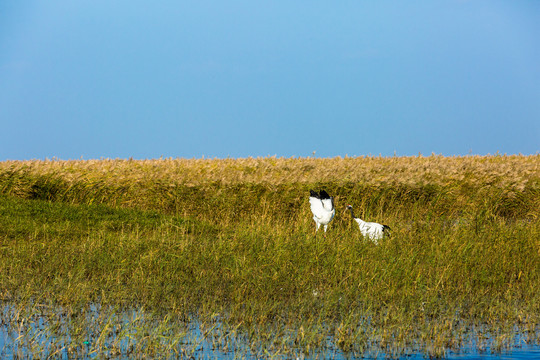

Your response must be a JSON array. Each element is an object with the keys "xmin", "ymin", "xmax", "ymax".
[
  {"xmin": 1, "ymin": 154, "xmax": 538, "ymax": 187},
  {"xmin": 1, "ymin": 155, "xmax": 538, "ymax": 221}
]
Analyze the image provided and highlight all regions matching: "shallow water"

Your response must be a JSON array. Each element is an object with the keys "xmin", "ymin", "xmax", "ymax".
[
  {"xmin": 1, "ymin": 328, "xmax": 539, "ymax": 359},
  {"xmin": 1, "ymin": 304, "xmax": 539, "ymax": 359},
  {"xmin": 446, "ymin": 348, "xmax": 540, "ymax": 360}
]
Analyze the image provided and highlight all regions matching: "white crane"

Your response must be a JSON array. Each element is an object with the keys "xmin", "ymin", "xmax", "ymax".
[
  {"xmin": 309, "ymin": 190, "xmax": 335, "ymax": 233},
  {"xmin": 346, "ymin": 204, "xmax": 390, "ymax": 244}
]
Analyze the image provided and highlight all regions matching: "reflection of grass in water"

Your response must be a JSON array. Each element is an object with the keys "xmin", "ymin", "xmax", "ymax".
[{"xmin": 0, "ymin": 156, "xmax": 539, "ymax": 358}]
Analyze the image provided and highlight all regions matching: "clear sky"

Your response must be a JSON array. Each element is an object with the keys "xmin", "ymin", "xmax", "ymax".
[{"xmin": 1, "ymin": 1, "xmax": 539, "ymax": 160}]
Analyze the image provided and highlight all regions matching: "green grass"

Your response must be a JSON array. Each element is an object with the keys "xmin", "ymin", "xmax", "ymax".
[{"xmin": 1, "ymin": 190, "xmax": 539, "ymax": 358}]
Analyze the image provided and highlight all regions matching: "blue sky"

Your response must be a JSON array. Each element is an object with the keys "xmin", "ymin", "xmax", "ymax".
[{"xmin": 1, "ymin": 1, "xmax": 539, "ymax": 160}]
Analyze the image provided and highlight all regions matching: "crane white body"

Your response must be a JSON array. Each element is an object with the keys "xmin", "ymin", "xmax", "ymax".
[
  {"xmin": 309, "ymin": 190, "xmax": 335, "ymax": 232},
  {"xmin": 346, "ymin": 205, "xmax": 389, "ymax": 244}
]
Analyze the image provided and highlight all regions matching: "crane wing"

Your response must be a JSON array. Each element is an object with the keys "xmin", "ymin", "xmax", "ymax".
[
  {"xmin": 321, "ymin": 198, "xmax": 333, "ymax": 211},
  {"xmin": 309, "ymin": 196, "xmax": 325, "ymax": 220}
]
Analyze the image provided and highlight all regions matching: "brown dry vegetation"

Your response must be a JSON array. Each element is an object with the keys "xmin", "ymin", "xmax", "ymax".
[
  {"xmin": 1, "ymin": 154, "xmax": 538, "ymax": 187},
  {"xmin": 1, "ymin": 155, "xmax": 538, "ymax": 222}
]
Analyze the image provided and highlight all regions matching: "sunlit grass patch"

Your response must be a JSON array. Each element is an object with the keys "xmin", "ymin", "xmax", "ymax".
[{"xmin": 0, "ymin": 155, "xmax": 539, "ymax": 357}]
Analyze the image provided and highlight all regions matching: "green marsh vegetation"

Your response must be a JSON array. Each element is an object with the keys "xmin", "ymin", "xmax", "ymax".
[{"xmin": 0, "ymin": 155, "xmax": 539, "ymax": 358}]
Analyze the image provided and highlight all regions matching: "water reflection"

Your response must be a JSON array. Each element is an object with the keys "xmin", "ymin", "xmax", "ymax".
[{"xmin": 1, "ymin": 303, "xmax": 539, "ymax": 359}]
